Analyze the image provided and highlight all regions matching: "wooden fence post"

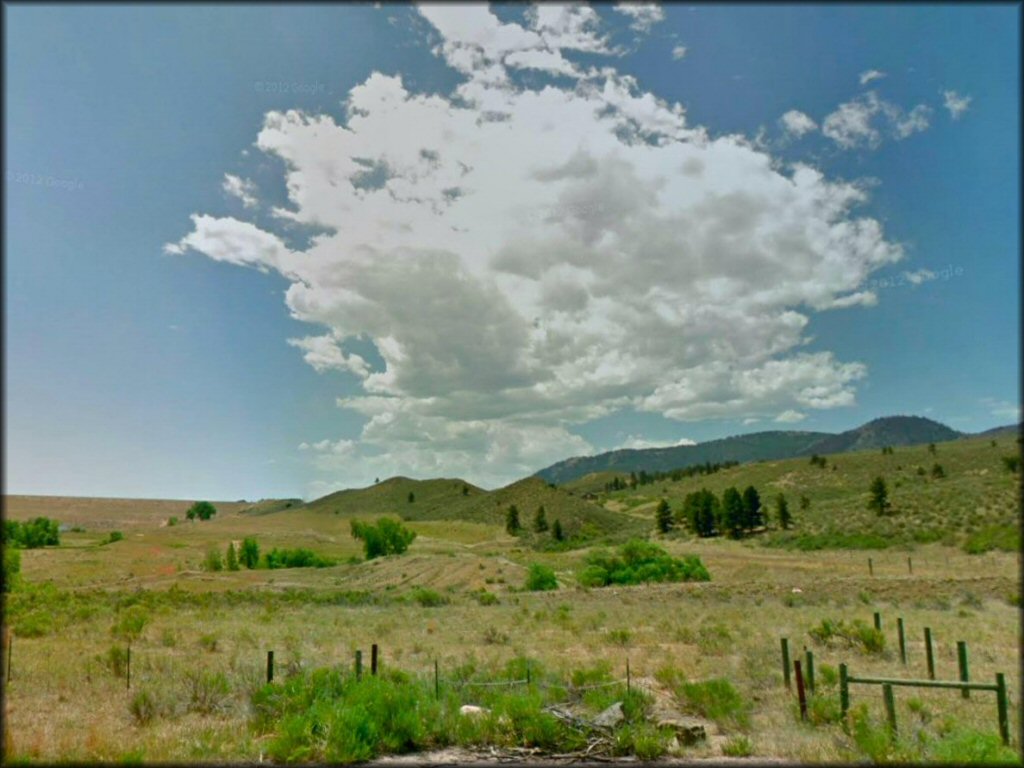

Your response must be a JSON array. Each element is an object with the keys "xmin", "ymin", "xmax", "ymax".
[
  {"xmin": 924, "ymin": 628, "xmax": 935, "ymax": 680},
  {"xmin": 371, "ymin": 644, "xmax": 379, "ymax": 676},
  {"xmin": 526, "ymin": 661, "xmax": 531, "ymax": 686},
  {"xmin": 781, "ymin": 638, "xmax": 791, "ymax": 689},
  {"xmin": 957, "ymin": 641, "xmax": 970, "ymax": 699},
  {"xmin": 794, "ymin": 660, "xmax": 808, "ymax": 721},
  {"xmin": 897, "ymin": 618, "xmax": 907, "ymax": 665},
  {"xmin": 839, "ymin": 663, "xmax": 849, "ymax": 718},
  {"xmin": 882, "ymin": 683, "xmax": 897, "ymax": 739},
  {"xmin": 868, "ymin": 557, "xmax": 873, "ymax": 576},
  {"xmin": 434, "ymin": 660, "xmax": 439, "ymax": 700},
  {"xmin": 996, "ymin": 673, "xmax": 1009, "ymax": 746},
  {"xmin": 907, "ymin": 556, "xmax": 912, "ymax": 575},
  {"xmin": 626, "ymin": 658, "xmax": 630, "ymax": 694},
  {"xmin": 267, "ymin": 650, "xmax": 274, "ymax": 683},
  {"xmin": 355, "ymin": 650, "xmax": 362, "ymax": 680}
]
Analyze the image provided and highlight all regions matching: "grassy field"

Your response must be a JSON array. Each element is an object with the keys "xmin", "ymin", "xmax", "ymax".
[{"xmin": 2, "ymin": 433, "xmax": 1020, "ymax": 763}]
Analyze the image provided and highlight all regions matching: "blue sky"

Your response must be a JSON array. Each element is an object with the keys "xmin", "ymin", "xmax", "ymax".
[{"xmin": 4, "ymin": 3, "xmax": 1019, "ymax": 501}]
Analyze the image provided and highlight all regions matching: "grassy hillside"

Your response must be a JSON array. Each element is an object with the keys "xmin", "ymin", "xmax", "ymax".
[
  {"xmin": 302, "ymin": 477, "xmax": 486, "ymax": 521},
  {"xmin": 2, "ymin": 495, "xmax": 256, "ymax": 530},
  {"xmin": 590, "ymin": 433, "xmax": 1021, "ymax": 550}
]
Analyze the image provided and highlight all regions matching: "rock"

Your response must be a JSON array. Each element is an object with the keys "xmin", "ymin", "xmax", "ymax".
[
  {"xmin": 459, "ymin": 704, "xmax": 489, "ymax": 718},
  {"xmin": 657, "ymin": 717, "xmax": 707, "ymax": 745},
  {"xmin": 593, "ymin": 701, "xmax": 625, "ymax": 728}
]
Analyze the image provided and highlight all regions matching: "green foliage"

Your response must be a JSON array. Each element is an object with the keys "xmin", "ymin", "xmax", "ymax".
[
  {"xmin": 407, "ymin": 491, "xmax": 415, "ymax": 503},
  {"xmin": 741, "ymin": 485, "xmax": 762, "ymax": 530},
  {"xmin": 350, "ymin": 518, "xmax": 416, "ymax": 560},
  {"xmin": 106, "ymin": 530, "xmax": 124, "ymax": 544},
  {"xmin": 184, "ymin": 669, "xmax": 231, "ymax": 714},
  {"xmin": 720, "ymin": 487, "xmax": 745, "ymax": 538},
  {"xmin": 931, "ymin": 462, "xmax": 946, "ymax": 478},
  {"xmin": 722, "ymin": 735, "xmax": 754, "ymax": 757},
  {"xmin": 653, "ymin": 499, "xmax": 673, "ymax": 533},
  {"xmin": 963, "ymin": 524, "xmax": 1020, "ymax": 554},
  {"xmin": 203, "ymin": 547, "xmax": 224, "ymax": 572},
  {"xmin": 240, "ymin": 537, "xmax": 260, "ymax": 569},
  {"xmin": 263, "ymin": 547, "xmax": 335, "ymax": 569},
  {"xmin": 867, "ymin": 476, "xmax": 891, "ymax": 515},
  {"xmin": 410, "ymin": 587, "xmax": 448, "ymax": 607},
  {"xmin": 524, "ymin": 564, "xmax": 558, "ymax": 591},
  {"xmin": 226, "ymin": 541, "xmax": 240, "ymax": 571},
  {"xmin": 677, "ymin": 678, "xmax": 751, "ymax": 730},
  {"xmin": 1001, "ymin": 455, "xmax": 1020, "ymax": 472},
  {"xmin": 680, "ymin": 488, "xmax": 720, "ymax": 537},
  {"xmin": 775, "ymin": 493, "xmax": 792, "ymax": 530},
  {"xmin": 533, "ymin": 505, "xmax": 548, "ymax": 532},
  {"xmin": 475, "ymin": 590, "xmax": 499, "ymax": 606},
  {"xmin": 187, "ymin": 501, "xmax": 217, "ymax": 521},
  {"xmin": 3, "ymin": 546, "xmax": 21, "ymax": 592},
  {"xmin": 578, "ymin": 539, "xmax": 710, "ymax": 587},
  {"xmin": 4, "ymin": 517, "xmax": 60, "ymax": 548},
  {"xmin": 809, "ymin": 454, "xmax": 828, "ymax": 469},
  {"xmin": 103, "ymin": 645, "xmax": 130, "ymax": 677},
  {"xmin": 551, "ymin": 519, "xmax": 564, "ymax": 541},
  {"xmin": 808, "ymin": 618, "xmax": 884, "ymax": 654},
  {"xmin": 167, "ymin": 516, "xmax": 178, "ymax": 527},
  {"xmin": 112, "ymin": 605, "xmax": 149, "ymax": 641},
  {"xmin": 505, "ymin": 505, "xmax": 521, "ymax": 535}
]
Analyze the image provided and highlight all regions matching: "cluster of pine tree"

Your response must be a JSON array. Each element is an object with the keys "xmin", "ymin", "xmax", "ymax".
[
  {"xmin": 669, "ymin": 486, "xmax": 793, "ymax": 538},
  {"xmin": 604, "ymin": 460, "xmax": 740, "ymax": 492}
]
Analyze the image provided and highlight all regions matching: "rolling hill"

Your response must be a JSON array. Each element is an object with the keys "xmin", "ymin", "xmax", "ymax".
[{"xmin": 534, "ymin": 415, "xmax": 967, "ymax": 485}]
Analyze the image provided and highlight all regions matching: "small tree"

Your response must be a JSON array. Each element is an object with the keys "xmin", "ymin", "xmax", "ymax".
[
  {"xmin": 226, "ymin": 541, "xmax": 240, "ymax": 571},
  {"xmin": 533, "ymin": 505, "xmax": 549, "ymax": 533},
  {"xmin": 655, "ymin": 499, "xmax": 673, "ymax": 533},
  {"xmin": 203, "ymin": 547, "xmax": 224, "ymax": 572},
  {"xmin": 775, "ymin": 493, "xmax": 792, "ymax": 530},
  {"xmin": 930, "ymin": 463, "xmax": 945, "ymax": 479},
  {"xmin": 3, "ymin": 547, "xmax": 21, "ymax": 592},
  {"xmin": 462, "ymin": 484, "xmax": 469, "ymax": 496},
  {"xmin": 799, "ymin": 494, "xmax": 811, "ymax": 513},
  {"xmin": 867, "ymin": 476, "xmax": 891, "ymax": 516},
  {"xmin": 524, "ymin": 564, "xmax": 558, "ymax": 591},
  {"xmin": 240, "ymin": 537, "xmax": 260, "ymax": 569},
  {"xmin": 407, "ymin": 491, "xmax": 415, "ymax": 504},
  {"xmin": 350, "ymin": 518, "xmax": 416, "ymax": 560},
  {"xmin": 552, "ymin": 519, "xmax": 564, "ymax": 541},
  {"xmin": 928, "ymin": 443, "xmax": 936, "ymax": 455},
  {"xmin": 187, "ymin": 501, "xmax": 217, "ymax": 521},
  {"xmin": 741, "ymin": 486, "xmax": 762, "ymax": 530},
  {"xmin": 1002, "ymin": 455, "xmax": 1021, "ymax": 472},
  {"xmin": 721, "ymin": 487, "xmax": 745, "ymax": 538},
  {"xmin": 505, "ymin": 505, "xmax": 521, "ymax": 535}
]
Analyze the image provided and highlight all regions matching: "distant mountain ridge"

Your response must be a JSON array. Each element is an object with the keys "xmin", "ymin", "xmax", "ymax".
[{"xmin": 534, "ymin": 415, "xmax": 968, "ymax": 485}]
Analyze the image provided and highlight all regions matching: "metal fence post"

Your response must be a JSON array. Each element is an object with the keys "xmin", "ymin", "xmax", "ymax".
[
  {"xmin": 794, "ymin": 660, "xmax": 807, "ymax": 721},
  {"xmin": 957, "ymin": 641, "xmax": 970, "ymax": 699},
  {"xmin": 781, "ymin": 638, "xmax": 791, "ymax": 689},
  {"xmin": 839, "ymin": 663, "xmax": 849, "ymax": 718},
  {"xmin": 805, "ymin": 649, "xmax": 815, "ymax": 695},
  {"xmin": 924, "ymin": 628, "xmax": 935, "ymax": 680},
  {"xmin": 996, "ymin": 673, "xmax": 1009, "ymax": 746},
  {"xmin": 897, "ymin": 618, "xmax": 906, "ymax": 665},
  {"xmin": 882, "ymin": 683, "xmax": 897, "ymax": 739}
]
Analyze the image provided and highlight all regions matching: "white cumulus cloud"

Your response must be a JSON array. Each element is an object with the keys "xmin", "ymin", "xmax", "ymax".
[
  {"xmin": 222, "ymin": 174, "xmax": 258, "ymax": 208},
  {"xmin": 619, "ymin": 435, "xmax": 697, "ymax": 450},
  {"xmin": 613, "ymin": 3, "xmax": 665, "ymax": 33},
  {"xmin": 168, "ymin": 4, "xmax": 904, "ymax": 490},
  {"xmin": 859, "ymin": 69, "xmax": 886, "ymax": 86},
  {"xmin": 942, "ymin": 90, "xmax": 972, "ymax": 119},
  {"xmin": 671, "ymin": 45, "xmax": 688, "ymax": 60},
  {"xmin": 822, "ymin": 91, "xmax": 931, "ymax": 150},
  {"xmin": 779, "ymin": 109, "xmax": 817, "ymax": 137}
]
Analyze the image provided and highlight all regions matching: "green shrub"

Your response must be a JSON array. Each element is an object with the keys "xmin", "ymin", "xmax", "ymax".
[
  {"xmin": 922, "ymin": 725, "xmax": 1020, "ymax": 763},
  {"xmin": 809, "ymin": 618, "xmax": 884, "ymax": 654},
  {"xmin": 4, "ymin": 517, "xmax": 60, "ymax": 548},
  {"xmin": 3, "ymin": 547, "xmax": 21, "ymax": 592},
  {"xmin": 184, "ymin": 669, "xmax": 231, "ymax": 714},
  {"xmin": 605, "ymin": 628, "xmax": 632, "ymax": 647},
  {"xmin": 203, "ymin": 547, "xmax": 223, "ymax": 572},
  {"xmin": 112, "ymin": 605, "xmax": 149, "ymax": 642},
  {"xmin": 107, "ymin": 530, "xmax": 124, "ymax": 544},
  {"xmin": 240, "ymin": 537, "xmax": 260, "ymax": 569},
  {"xmin": 104, "ymin": 645, "xmax": 130, "ymax": 678},
  {"xmin": 262, "ymin": 547, "xmax": 335, "ymax": 569},
  {"xmin": 167, "ymin": 516, "xmax": 178, "ymax": 527},
  {"xmin": 524, "ymin": 564, "xmax": 558, "ymax": 591},
  {"xmin": 129, "ymin": 685, "xmax": 178, "ymax": 725},
  {"xmin": 475, "ymin": 591, "xmax": 499, "ymax": 606},
  {"xmin": 186, "ymin": 501, "xmax": 217, "ymax": 521},
  {"xmin": 677, "ymin": 678, "xmax": 751, "ymax": 730},
  {"xmin": 579, "ymin": 539, "xmax": 709, "ymax": 587},
  {"xmin": 722, "ymin": 735, "xmax": 754, "ymax": 757},
  {"xmin": 963, "ymin": 524, "xmax": 1020, "ymax": 554},
  {"xmin": 350, "ymin": 519, "xmax": 416, "ymax": 560},
  {"xmin": 410, "ymin": 587, "xmax": 448, "ymax": 607},
  {"xmin": 199, "ymin": 633, "xmax": 219, "ymax": 652}
]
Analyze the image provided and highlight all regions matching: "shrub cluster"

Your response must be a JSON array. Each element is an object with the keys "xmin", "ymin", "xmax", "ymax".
[
  {"xmin": 577, "ymin": 539, "xmax": 709, "ymax": 587},
  {"xmin": 350, "ymin": 518, "xmax": 416, "ymax": 560},
  {"xmin": 808, "ymin": 618, "xmax": 884, "ymax": 654},
  {"xmin": 4, "ymin": 517, "xmax": 60, "ymax": 548},
  {"xmin": 263, "ymin": 548, "xmax": 335, "ymax": 569}
]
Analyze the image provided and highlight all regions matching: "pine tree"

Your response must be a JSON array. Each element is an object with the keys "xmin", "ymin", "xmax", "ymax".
[
  {"xmin": 408, "ymin": 491, "xmax": 415, "ymax": 503},
  {"xmin": 721, "ymin": 487, "xmax": 745, "ymax": 538},
  {"xmin": 775, "ymin": 494, "xmax": 792, "ymax": 530},
  {"xmin": 506, "ymin": 505, "xmax": 521, "ymax": 535},
  {"xmin": 240, "ymin": 537, "xmax": 260, "ymax": 569},
  {"xmin": 655, "ymin": 499, "xmax": 673, "ymax": 533},
  {"xmin": 741, "ymin": 485, "xmax": 762, "ymax": 531},
  {"xmin": 226, "ymin": 541, "xmax": 240, "ymax": 571},
  {"xmin": 868, "ymin": 476, "xmax": 891, "ymax": 516},
  {"xmin": 551, "ymin": 519, "xmax": 564, "ymax": 541},
  {"xmin": 533, "ymin": 505, "xmax": 549, "ymax": 532}
]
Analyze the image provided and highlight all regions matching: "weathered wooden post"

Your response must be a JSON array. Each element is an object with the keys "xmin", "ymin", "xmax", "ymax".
[
  {"xmin": 996, "ymin": 673, "xmax": 1009, "ymax": 746},
  {"xmin": 805, "ymin": 649, "xmax": 815, "ymax": 694},
  {"xmin": 126, "ymin": 643, "xmax": 131, "ymax": 691},
  {"xmin": 794, "ymin": 660, "xmax": 808, "ymax": 721},
  {"xmin": 957, "ymin": 641, "xmax": 970, "ymax": 699},
  {"xmin": 371, "ymin": 643, "xmax": 379, "ymax": 676},
  {"xmin": 907, "ymin": 556, "xmax": 912, "ymax": 575},
  {"xmin": 897, "ymin": 618, "xmax": 907, "ymax": 665},
  {"xmin": 781, "ymin": 638, "xmax": 791, "ymax": 689},
  {"xmin": 434, "ymin": 659, "xmax": 439, "ymax": 700},
  {"xmin": 355, "ymin": 650, "xmax": 362, "ymax": 680},
  {"xmin": 924, "ymin": 628, "xmax": 935, "ymax": 680},
  {"xmin": 839, "ymin": 663, "xmax": 849, "ymax": 718},
  {"xmin": 882, "ymin": 683, "xmax": 897, "ymax": 739},
  {"xmin": 267, "ymin": 650, "xmax": 274, "ymax": 683},
  {"xmin": 868, "ymin": 557, "xmax": 874, "ymax": 576}
]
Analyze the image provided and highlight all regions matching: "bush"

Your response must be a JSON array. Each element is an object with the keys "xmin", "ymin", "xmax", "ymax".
[
  {"xmin": 112, "ymin": 605, "xmax": 149, "ymax": 642},
  {"xmin": 410, "ymin": 587, "xmax": 448, "ymax": 607},
  {"xmin": 3, "ymin": 547, "xmax": 20, "ymax": 592},
  {"xmin": 167, "ymin": 516, "xmax": 178, "ymax": 527},
  {"xmin": 809, "ymin": 618, "xmax": 884, "ymax": 654},
  {"xmin": 678, "ymin": 678, "xmax": 751, "ymax": 730},
  {"xmin": 186, "ymin": 501, "xmax": 217, "ymax": 521},
  {"xmin": 203, "ymin": 547, "xmax": 224, "ymax": 572},
  {"xmin": 721, "ymin": 735, "xmax": 754, "ymax": 757},
  {"xmin": 4, "ymin": 517, "xmax": 60, "ymax": 548},
  {"xmin": 263, "ymin": 547, "xmax": 335, "ymax": 569},
  {"xmin": 185, "ymin": 669, "xmax": 231, "ymax": 714},
  {"xmin": 524, "ymin": 564, "xmax": 558, "ymax": 591},
  {"xmin": 578, "ymin": 539, "xmax": 710, "ymax": 587},
  {"xmin": 240, "ymin": 537, "xmax": 260, "ymax": 569},
  {"xmin": 1001, "ymin": 455, "xmax": 1020, "ymax": 472},
  {"xmin": 350, "ymin": 519, "xmax": 416, "ymax": 560},
  {"xmin": 475, "ymin": 591, "xmax": 499, "ymax": 606},
  {"xmin": 963, "ymin": 524, "xmax": 1020, "ymax": 554}
]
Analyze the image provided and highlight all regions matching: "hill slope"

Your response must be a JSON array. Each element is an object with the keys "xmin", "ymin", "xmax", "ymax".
[
  {"xmin": 535, "ymin": 416, "xmax": 964, "ymax": 485},
  {"xmin": 302, "ymin": 477, "xmax": 486, "ymax": 521}
]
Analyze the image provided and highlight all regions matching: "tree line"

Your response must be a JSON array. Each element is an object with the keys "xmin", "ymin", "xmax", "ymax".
[
  {"xmin": 604, "ymin": 460, "xmax": 740, "ymax": 492},
  {"xmin": 654, "ymin": 485, "xmax": 794, "ymax": 538}
]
